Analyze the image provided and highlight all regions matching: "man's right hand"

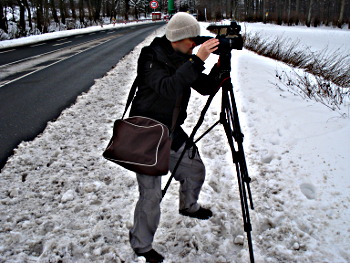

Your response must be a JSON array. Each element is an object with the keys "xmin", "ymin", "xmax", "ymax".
[{"xmin": 196, "ymin": 38, "xmax": 220, "ymax": 61}]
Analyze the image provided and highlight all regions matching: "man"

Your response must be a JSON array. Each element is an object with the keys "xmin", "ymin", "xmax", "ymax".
[{"xmin": 129, "ymin": 12, "xmax": 220, "ymax": 263}]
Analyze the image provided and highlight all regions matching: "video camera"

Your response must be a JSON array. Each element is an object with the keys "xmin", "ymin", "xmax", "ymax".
[{"xmin": 194, "ymin": 21, "xmax": 243, "ymax": 55}]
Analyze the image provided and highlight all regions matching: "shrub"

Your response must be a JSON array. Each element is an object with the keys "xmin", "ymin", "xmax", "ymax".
[{"xmin": 243, "ymin": 32, "xmax": 350, "ymax": 112}]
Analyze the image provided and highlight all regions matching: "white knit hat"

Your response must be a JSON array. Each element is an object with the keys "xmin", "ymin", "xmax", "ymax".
[{"xmin": 165, "ymin": 12, "xmax": 200, "ymax": 42}]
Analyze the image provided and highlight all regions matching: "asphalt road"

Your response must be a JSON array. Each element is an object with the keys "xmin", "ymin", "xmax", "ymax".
[{"xmin": 0, "ymin": 22, "xmax": 165, "ymax": 170}]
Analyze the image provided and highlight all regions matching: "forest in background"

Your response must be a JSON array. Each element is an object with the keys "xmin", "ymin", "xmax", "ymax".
[
  {"xmin": 197, "ymin": 0, "xmax": 349, "ymax": 27},
  {"xmin": 0, "ymin": 0, "xmax": 349, "ymax": 40}
]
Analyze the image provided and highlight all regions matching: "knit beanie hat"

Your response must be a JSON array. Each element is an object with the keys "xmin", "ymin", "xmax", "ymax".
[{"xmin": 166, "ymin": 12, "xmax": 200, "ymax": 42}]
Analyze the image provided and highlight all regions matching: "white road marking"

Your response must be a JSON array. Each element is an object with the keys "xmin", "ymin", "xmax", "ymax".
[
  {"xmin": 30, "ymin": 43, "xmax": 47, "ymax": 47},
  {"xmin": 52, "ymin": 41, "xmax": 72, "ymax": 46},
  {"xmin": 0, "ymin": 38, "xmax": 113, "ymax": 88},
  {"xmin": 0, "ymin": 49, "xmax": 16, "ymax": 54}
]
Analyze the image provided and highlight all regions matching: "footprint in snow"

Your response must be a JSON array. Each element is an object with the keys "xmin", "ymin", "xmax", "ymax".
[
  {"xmin": 261, "ymin": 150, "xmax": 274, "ymax": 163},
  {"xmin": 300, "ymin": 183, "xmax": 316, "ymax": 200}
]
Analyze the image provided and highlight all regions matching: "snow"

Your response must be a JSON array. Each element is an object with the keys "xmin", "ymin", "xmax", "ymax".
[
  {"xmin": 240, "ymin": 22, "xmax": 350, "ymax": 53},
  {"xmin": 1, "ymin": 22, "xmax": 350, "ymax": 262}
]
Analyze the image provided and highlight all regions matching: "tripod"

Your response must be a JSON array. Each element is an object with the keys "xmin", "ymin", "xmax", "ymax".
[{"xmin": 162, "ymin": 51, "xmax": 255, "ymax": 263}]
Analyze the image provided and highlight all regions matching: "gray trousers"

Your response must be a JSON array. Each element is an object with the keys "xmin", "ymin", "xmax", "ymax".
[{"xmin": 129, "ymin": 144, "xmax": 206, "ymax": 253}]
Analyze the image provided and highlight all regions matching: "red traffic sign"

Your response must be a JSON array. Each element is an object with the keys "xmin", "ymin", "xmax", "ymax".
[{"xmin": 150, "ymin": 0, "xmax": 159, "ymax": 9}]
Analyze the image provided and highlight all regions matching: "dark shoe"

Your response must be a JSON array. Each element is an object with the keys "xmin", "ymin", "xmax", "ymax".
[
  {"xmin": 179, "ymin": 206, "xmax": 213, "ymax": 220},
  {"xmin": 136, "ymin": 249, "xmax": 164, "ymax": 263}
]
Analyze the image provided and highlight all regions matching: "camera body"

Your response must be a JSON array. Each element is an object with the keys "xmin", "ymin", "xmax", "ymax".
[{"xmin": 194, "ymin": 21, "xmax": 243, "ymax": 55}]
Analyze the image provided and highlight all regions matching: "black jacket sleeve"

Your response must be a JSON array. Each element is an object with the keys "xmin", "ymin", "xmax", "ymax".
[
  {"xmin": 138, "ymin": 48, "xmax": 209, "ymax": 99},
  {"xmin": 191, "ymin": 59, "xmax": 221, "ymax": 96}
]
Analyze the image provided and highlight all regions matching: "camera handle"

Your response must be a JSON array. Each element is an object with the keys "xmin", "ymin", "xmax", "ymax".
[{"xmin": 162, "ymin": 51, "xmax": 255, "ymax": 263}]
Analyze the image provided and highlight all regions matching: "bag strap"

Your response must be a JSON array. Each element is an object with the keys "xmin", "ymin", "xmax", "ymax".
[
  {"xmin": 122, "ymin": 76, "xmax": 139, "ymax": 119},
  {"xmin": 122, "ymin": 76, "xmax": 182, "ymax": 133}
]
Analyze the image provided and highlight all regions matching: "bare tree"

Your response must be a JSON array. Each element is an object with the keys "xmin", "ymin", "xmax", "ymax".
[
  {"xmin": 124, "ymin": 0, "xmax": 130, "ymax": 20},
  {"xmin": 286, "ymin": 0, "xmax": 291, "ymax": 25},
  {"xmin": 306, "ymin": 0, "xmax": 314, "ymax": 27},
  {"xmin": 295, "ymin": 0, "xmax": 300, "ymax": 25},
  {"xmin": 50, "ymin": 0, "xmax": 59, "ymax": 23},
  {"xmin": 262, "ymin": 0, "xmax": 267, "ymax": 23},
  {"xmin": 35, "ymin": 0, "xmax": 44, "ymax": 32},
  {"xmin": 58, "ymin": 0, "xmax": 66, "ymax": 24},
  {"xmin": 276, "ymin": 0, "xmax": 282, "ymax": 25},
  {"xmin": 43, "ymin": 0, "xmax": 50, "ymax": 31},
  {"xmin": 0, "ymin": 1, "xmax": 8, "ymax": 33},
  {"xmin": 244, "ymin": 0, "xmax": 253, "ymax": 21},
  {"xmin": 130, "ymin": 0, "xmax": 140, "ymax": 19},
  {"xmin": 337, "ymin": 0, "xmax": 346, "ymax": 28},
  {"xmin": 230, "ymin": 0, "xmax": 239, "ymax": 20},
  {"xmin": 78, "ymin": 0, "xmax": 85, "ymax": 23},
  {"xmin": 17, "ymin": 0, "xmax": 26, "ymax": 34},
  {"xmin": 93, "ymin": 0, "xmax": 103, "ymax": 21},
  {"xmin": 2, "ymin": 0, "xmax": 350, "ymax": 39},
  {"xmin": 69, "ymin": 0, "xmax": 77, "ymax": 19}
]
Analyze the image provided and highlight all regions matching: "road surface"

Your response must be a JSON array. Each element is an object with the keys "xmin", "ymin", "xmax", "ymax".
[{"xmin": 0, "ymin": 22, "xmax": 165, "ymax": 170}]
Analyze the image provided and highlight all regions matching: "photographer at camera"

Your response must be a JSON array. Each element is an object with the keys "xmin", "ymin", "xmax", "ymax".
[{"xmin": 128, "ymin": 12, "xmax": 220, "ymax": 263}]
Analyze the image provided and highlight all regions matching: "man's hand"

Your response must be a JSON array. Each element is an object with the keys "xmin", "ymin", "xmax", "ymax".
[{"xmin": 196, "ymin": 38, "xmax": 220, "ymax": 62}]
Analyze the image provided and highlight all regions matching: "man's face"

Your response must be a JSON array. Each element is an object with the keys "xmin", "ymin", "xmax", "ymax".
[{"xmin": 172, "ymin": 38, "xmax": 197, "ymax": 55}]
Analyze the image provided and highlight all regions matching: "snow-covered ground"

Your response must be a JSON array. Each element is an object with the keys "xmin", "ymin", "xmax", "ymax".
[
  {"xmin": 0, "ymin": 22, "xmax": 349, "ymax": 263},
  {"xmin": 241, "ymin": 22, "xmax": 350, "ymax": 53}
]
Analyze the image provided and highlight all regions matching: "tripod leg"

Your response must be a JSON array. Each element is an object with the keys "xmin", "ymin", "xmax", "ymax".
[
  {"xmin": 162, "ymin": 91, "xmax": 218, "ymax": 199},
  {"xmin": 162, "ymin": 142, "xmax": 188, "ymax": 198},
  {"xmin": 221, "ymin": 80, "xmax": 255, "ymax": 263}
]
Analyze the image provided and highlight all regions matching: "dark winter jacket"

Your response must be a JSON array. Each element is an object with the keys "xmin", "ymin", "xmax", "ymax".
[{"xmin": 129, "ymin": 36, "xmax": 220, "ymax": 151}]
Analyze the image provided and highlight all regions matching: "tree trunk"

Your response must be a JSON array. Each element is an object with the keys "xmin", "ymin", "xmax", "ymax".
[
  {"xmin": 59, "ymin": 0, "xmax": 66, "ymax": 24},
  {"xmin": 36, "ymin": 0, "xmax": 44, "ymax": 32},
  {"xmin": 86, "ymin": 0, "xmax": 93, "ymax": 22},
  {"xmin": 312, "ymin": 0, "xmax": 320, "ymax": 27},
  {"xmin": 235, "ymin": 0, "xmax": 239, "ymax": 20},
  {"xmin": 262, "ymin": 0, "xmax": 267, "ymax": 23},
  {"xmin": 276, "ymin": 0, "xmax": 282, "ymax": 25},
  {"xmin": 295, "ymin": 0, "xmax": 300, "ymax": 25},
  {"xmin": 306, "ymin": 0, "xmax": 313, "ymax": 27},
  {"xmin": 69, "ymin": 0, "xmax": 77, "ymax": 19},
  {"xmin": 0, "ymin": 2, "xmax": 8, "ymax": 33},
  {"xmin": 79, "ymin": 0, "xmax": 85, "ymax": 23},
  {"xmin": 109, "ymin": 0, "xmax": 116, "ymax": 21},
  {"xmin": 323, "ymin": 0, "xmax": 330, "ymax": 26},
  {"xmin": 337, "ymin": 0, "xmax": 345, "ymax": 28},
  {"xmin": 17, "ymin": 0, "xmax": 26, "ymax": 33},
  {"xmin": 254, "ymin": 0, "xmax": 259, "ymax": 20},
  {"xmin": 22, "ymin": 0, "xmax": 32, "ymax": 30},
  {"xmin": 287, "ymin": 0, "xmax": 291, "ymax": 25},
  {"xmin": 124, "ymin": 0, "xmax": 130, "ymax": 20},
  {"xmin": 93, "ymin": 0, "xmax": 102, "ymax": 22},
  {"xmin": 44, "ymin": 0, "xmax": 50, "ymax": 32},
  {"xmin": 50, "ymin": 0, "xmax": 59, "ymax": 23}
]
